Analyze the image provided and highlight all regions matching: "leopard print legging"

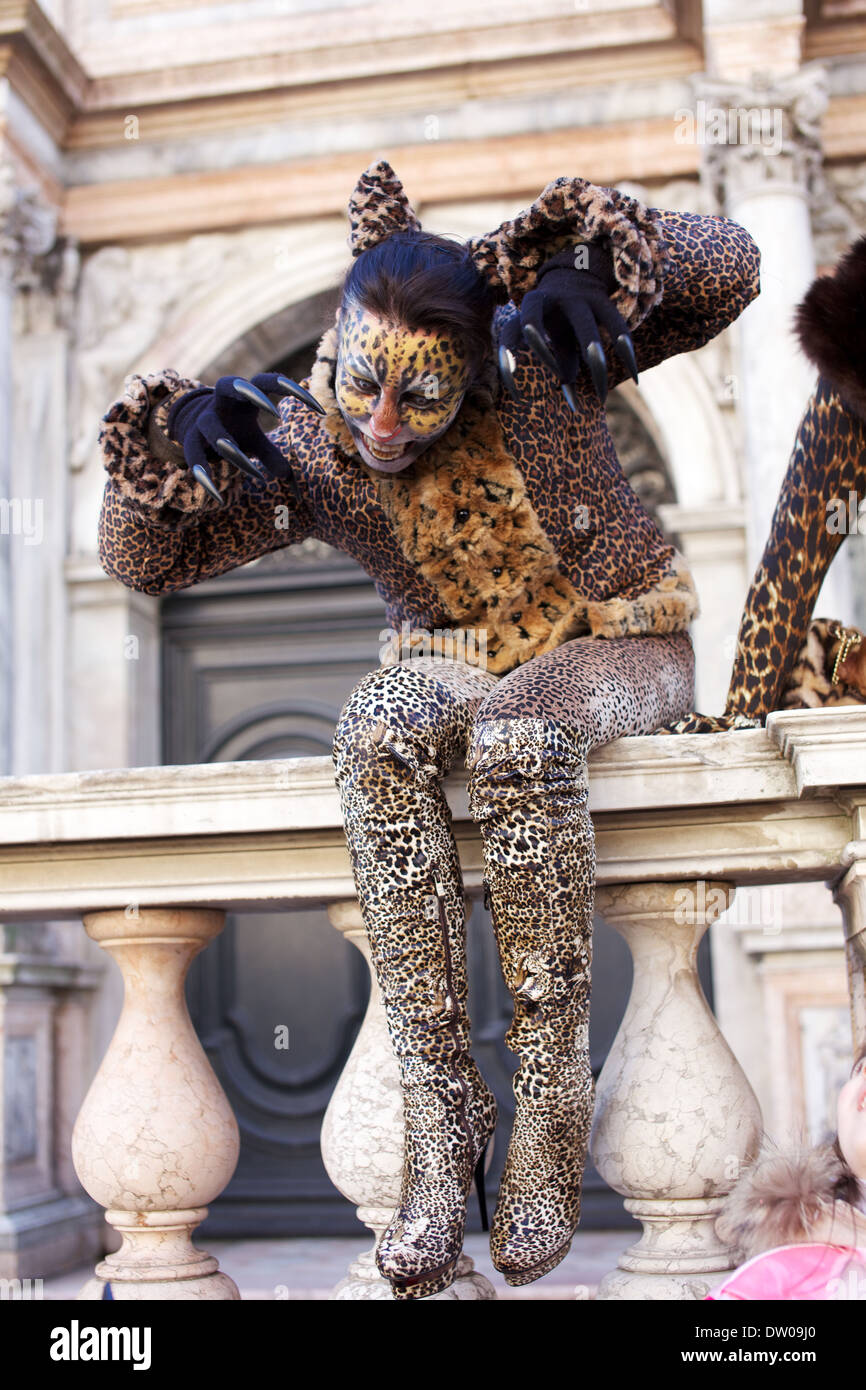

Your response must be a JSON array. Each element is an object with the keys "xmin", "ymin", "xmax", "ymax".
[
  {"xmin": 332, "ymin": 626, "xmax": 694, "ymax": 1083},
  {"xmin": 332, "ymin": 631, "xmax": 694, "ymax": 1279}
]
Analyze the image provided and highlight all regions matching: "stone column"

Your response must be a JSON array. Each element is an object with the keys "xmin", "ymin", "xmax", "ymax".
[
  {"xmin": 833, "ymin": 842, "xmax": 866, "ymax": 1057},
  {"xmin": 0, "ymin": 156, "xmax": 60, "ymax": 776},
  {"xmin": 0, "ymin": 159, "xmax": 19, "ymax": 778},
  {"xmin": 591, "ymin": 881, "xmax": 763, "ymax": 1300},
  {"xmin": 72, "ymin": 908, "xmax": 241, "ymax": 1300},
  {"xmin": 322, "ymin": 899, "xmax": 496, "ymax": 1300},
  {"xmin": 0, "ymin": 160, "xmax": 102, "ymax": 1281},
  {"xmin": 695, "ymin": 64, "xmax": 853, "ymax": 621}
]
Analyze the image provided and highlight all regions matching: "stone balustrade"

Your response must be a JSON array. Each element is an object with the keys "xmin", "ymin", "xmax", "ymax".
[{"xmin": 0, "ymin": 707, "xmax": 864, "ymax": 1299}]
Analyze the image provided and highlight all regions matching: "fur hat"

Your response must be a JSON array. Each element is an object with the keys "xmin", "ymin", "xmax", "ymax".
[
  {"xmin": 794, "ymin": 234, "xmax": 866, "ymax": 422},
  {"xmin": 715, "ymin": 1138, "xmax": 847, "ymax": 1261}
]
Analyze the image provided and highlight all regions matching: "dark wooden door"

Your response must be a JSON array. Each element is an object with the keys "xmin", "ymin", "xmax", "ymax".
[{"xmin": 161, "ymin": 540, "xmax": 712, "ymax": 1236}]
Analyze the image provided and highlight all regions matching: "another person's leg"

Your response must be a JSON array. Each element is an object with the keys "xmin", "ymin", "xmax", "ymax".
[
  {"xmin": 332, "ymin": 653, "xmax": 500, "ymax": 1299},
  {"xmin": 465, "ymin": 631, "xmax": 695, "ymax": 1284}
]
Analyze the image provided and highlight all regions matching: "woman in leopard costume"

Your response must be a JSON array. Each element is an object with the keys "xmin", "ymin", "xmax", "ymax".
[
  {"xmin": 98, "ymin": 159, "xmax": 768, "ymax": 1298},
  {"xmin": 661, "ymin": 232, "xmax": 866, "ymax": 732}
]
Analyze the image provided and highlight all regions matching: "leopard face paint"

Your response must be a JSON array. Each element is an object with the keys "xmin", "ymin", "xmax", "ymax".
[{"xmin": 334, "ymin": 304, "xmax": 471, "ymax": 473}]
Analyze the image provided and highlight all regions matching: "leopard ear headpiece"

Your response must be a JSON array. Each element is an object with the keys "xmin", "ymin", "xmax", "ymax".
[{"xmin": 347, "ymin": 158, "xmax": 423, "ymax": 256}]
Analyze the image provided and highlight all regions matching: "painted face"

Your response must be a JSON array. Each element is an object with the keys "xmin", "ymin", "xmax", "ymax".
[
  {"xmin": 334, "ymin": 304, "xmax": 471, "ymax": 473},
  {"xmin": 837, "ymin": 1050, "xmax": 866, "ymax": 1180}
]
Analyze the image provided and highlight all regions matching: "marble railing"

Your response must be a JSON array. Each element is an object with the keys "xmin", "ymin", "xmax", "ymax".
[{"xmin": 1, "ymin": 707, "xmax": 864, "ymax": 1301}]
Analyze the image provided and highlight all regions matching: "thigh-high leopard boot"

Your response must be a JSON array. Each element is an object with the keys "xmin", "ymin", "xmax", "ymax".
[
  {"xmin": 332, "ymin": 658, "xmax": 499, "ymax": 1299},
  {"xmin": 466, "ymin": 713, "xmax": 595, "ymax": 1286},
  {"xmin": 465, "ymin": 631, "xmax": 695, "ymax": 1285}
]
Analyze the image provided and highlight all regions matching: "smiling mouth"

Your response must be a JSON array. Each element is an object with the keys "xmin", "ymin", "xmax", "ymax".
[
  {"xmin": 354, "ymin": 428, "xmax": 422, "ymax": 469},
  {"xmin": 365, "ymin": 437, "xmax": 409, "ymax": 461}
]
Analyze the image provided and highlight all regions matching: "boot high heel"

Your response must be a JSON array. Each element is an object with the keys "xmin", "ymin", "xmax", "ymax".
[{"xmin": 376, "ymin": 1053, "xmax": 498, "ymax": 1300}]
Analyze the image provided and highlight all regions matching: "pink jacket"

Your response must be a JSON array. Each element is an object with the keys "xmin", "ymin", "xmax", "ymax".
[{"xmin": 708, "ymin": 1242, "xmax": 866, "ymax": 1301}]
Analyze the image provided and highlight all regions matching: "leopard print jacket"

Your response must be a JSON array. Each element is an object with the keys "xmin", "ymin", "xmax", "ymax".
[{"xmin": 97, "ymin": 169, "xmax": 761, "ymax": 689}]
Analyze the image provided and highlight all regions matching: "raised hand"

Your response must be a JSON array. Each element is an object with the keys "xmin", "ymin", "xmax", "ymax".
[
  {"xmin": 497, "ymin": 242, "xmax": 639, "ymax": 410},
  {"xmin": 166, "ymin": 372, "xmax": 326, "ymax": 506}
]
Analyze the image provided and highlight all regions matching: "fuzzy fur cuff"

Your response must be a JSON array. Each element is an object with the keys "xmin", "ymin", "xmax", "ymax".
[
  {"xmin": 794, "ymin": 234, "xmax": 866, "ymax": 423},
  {"xmin": 583, "ymin": 547, "xmax": 700, "ymax": 639},
  {"xmin": 653, "ymin": 711, "xmax": 764, "ymax": 734},
  {"xmin": 464, "ymin": 176, "xmax": 671, "ymax": 329},
  {"xmin": 781, "ymin": 617, "xmax": 866, "ymax": 709},
  {"xmin": 98, "ymin": 370, "xmax": 244, "ymax": 527}
]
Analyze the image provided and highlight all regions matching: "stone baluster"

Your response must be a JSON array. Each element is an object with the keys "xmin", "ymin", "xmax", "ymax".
[
  {"xmin": 833, "ymin": 841, "xmax": 866, "ymax": 1056},
  {"xmin": 590, "ymin": 881, "xmax": 763, "ymax": 1300},
  {"xmin": 322, "ymin": 899, "xmax": 496, "ymax": 1300},
  {"xmin": 72, "ymin": 908, "xmax": 240, "ymax": 1300}
]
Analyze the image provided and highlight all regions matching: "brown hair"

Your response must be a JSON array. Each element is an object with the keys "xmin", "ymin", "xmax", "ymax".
[{"xmin": 339, "ymin": 230, "xmax": 497, "ymax": 379}]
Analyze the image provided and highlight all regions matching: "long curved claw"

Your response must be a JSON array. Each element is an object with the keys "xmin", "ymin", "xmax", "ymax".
[
  {"xmin": 614, "ymin": 333, "xmax": 639, "ymax": 385},
  {"xmin": 233, "ymin": 378, "xmax": 281, "ymax": 422},
  {"xmin": 523, "ymin": 323, "xmax": 562, "ymax": 380},
  {"xmin": 276, "ymin": 375, "xmax": 327, "ymax": 417},
  {"xmin": 191, "ymin": 461, "xmax": 226, "ymax": 506},
  {"xmin": 561, "ymin": 381, "xmax": 578, "ymax": 415},
  {"xmin": 497, "ymin": 344, "xmax": 520, "ymax": 402},
  {"xmin": 214, "ymin": 436, "xmax": 269, "ymax": 481},
  {"xmin": 585, "ymin": 340, "xmax": 608, "ymax": 404}
]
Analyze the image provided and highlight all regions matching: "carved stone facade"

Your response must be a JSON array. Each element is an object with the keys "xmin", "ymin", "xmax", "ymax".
[{"xmin": 1, "ymin": 0, "xmax": 864, "ymax": 1277}]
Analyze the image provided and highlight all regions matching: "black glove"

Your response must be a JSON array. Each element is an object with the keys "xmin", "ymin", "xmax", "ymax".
[
  {"xmin": 166, "ymin": 372, "xmax": 325, "ymax": 506},
  {"xmin": 497, "ymin": 241, "xmax": 639, "ymax": 409}
]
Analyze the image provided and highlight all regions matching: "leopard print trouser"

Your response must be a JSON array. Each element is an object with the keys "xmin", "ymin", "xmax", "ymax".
[{"xmin": 332, "ymin": 630, "xmax": 695, "ymax": 1065}]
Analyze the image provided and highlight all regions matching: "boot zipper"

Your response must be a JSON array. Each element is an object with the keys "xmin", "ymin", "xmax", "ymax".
[
  {"xmin": 431, "ymin": 877, "xmax": 476, "ymax": 1154},
  {"xmin": 484, "ymin": 876, "xmax": 505, "ymax": 971}
]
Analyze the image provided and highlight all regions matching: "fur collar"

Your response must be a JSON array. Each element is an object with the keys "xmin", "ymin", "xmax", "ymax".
[{"xmin": 307, "ymin": 318, "xmax": 699, "ymax": 674}]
